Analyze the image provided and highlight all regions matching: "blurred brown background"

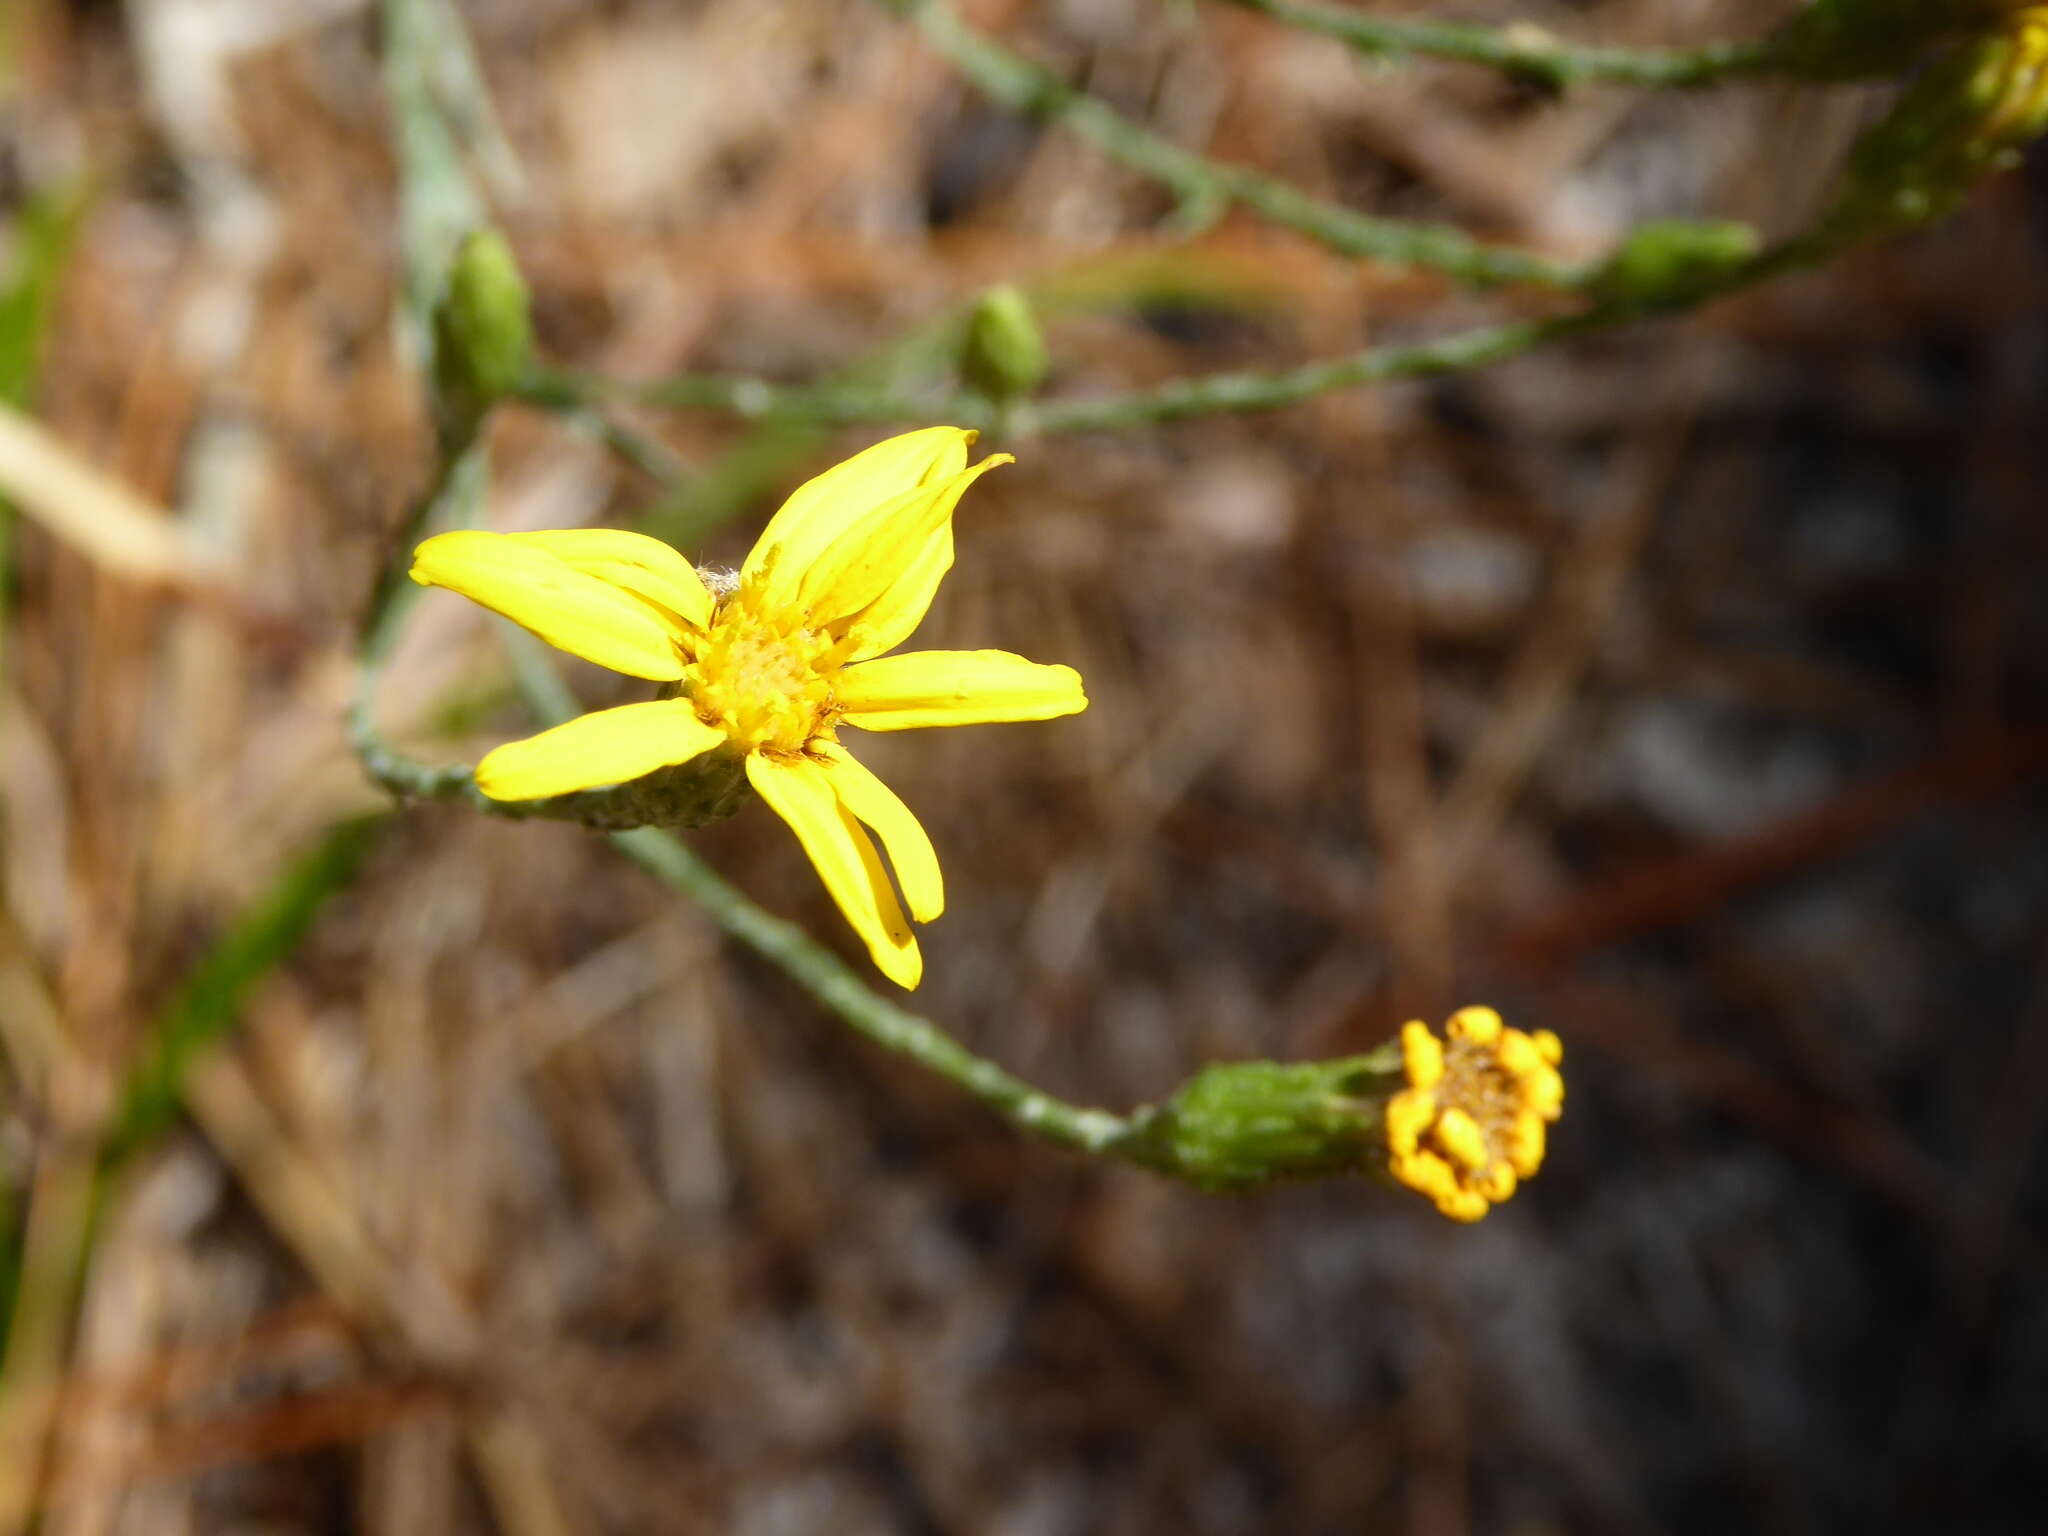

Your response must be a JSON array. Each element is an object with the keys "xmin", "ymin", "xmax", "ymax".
[{"xmin": 4, "ymin": 0, "xmax": 2048, "ymax": 1531}]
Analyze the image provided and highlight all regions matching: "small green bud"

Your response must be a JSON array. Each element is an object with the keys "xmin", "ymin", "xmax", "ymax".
[
  {"xmin": 1114, "ymin": 1053, "xmax": 1401, "ymax": 1192},
  {"xmin": 1591, "ymin": 219, "xmax": 1762, "ymax": 311},
  {"xmin": 432, "ymin": 228, "xmax": 534, "ymax": 431},
  {"xmin": 961, "ymin": 285, "xmax": 1050, "ymax": 400}
]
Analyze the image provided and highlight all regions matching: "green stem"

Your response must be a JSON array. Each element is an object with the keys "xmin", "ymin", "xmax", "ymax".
[
  {"xmin": 347, "ymin": 433, "xmax": 491, "ymax": 812},
  {"xmin": 527, "ymin": 307, "xmax": 1603, "ymax": 436},
  {"xmin": 380, "ymin": 0, "xmax": 484, "ymax": 352},
  {"xmin": 517, "ymin": 367, "xmax": 988, "ymax": 430},
  {"xmin": 1213, "ymin": 0, "xmax": 1772, "ymax": 89},
  {"xmin": 481, "ymin": 636, "xmax": 1134, "ymax": 1152},
  {"xmin": 557, "ymin": 404, "xmax": 692, "ymax": 488},
  {"xmin": 1015, "ymin": 234, "xmax": 1838, "ymax": 430},
  {"xmin": 888, "ymin": 0, "xmax": 1588, "ymax": 289},
  {"xmin": 411, "ymin": 0, "xmax": 524, "ymax": 200},
  {"xmin": 1021, "ymin": 306, "xmax": 1604, "ymax": 431},
  {"xmin": 608, "ymin": 826, "xmax": 1134, "ymax": 1153},
  {"xmin": 529, "ymin": 228, "xmax": 1843, "ymax": 440},
  {"xmin": 99, "ymin": 818, "xmax": 391, "ymax": 1170}
]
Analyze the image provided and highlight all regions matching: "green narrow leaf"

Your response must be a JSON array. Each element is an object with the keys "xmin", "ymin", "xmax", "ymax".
[
  {"xmin": 0, "ymin": 818, "xmax": 381, "ymax": 1359},
  {"xmin": 0, "ymin": 177, "xmax": 88, "ymax": 687},
  {"xmin": 0, "ymin": 179, "xmax": 87, "ymax": 408},
  {"xmin": 0, "ymin": 1179, "xmax": 18, "ymax": 1360},
  {"xmin": 0, "ymin": 175, "xmax": 87, "ymax": 1360},
  {"xmin": 99, "ymin": 815, "xmax": 390, "ymax": 1169}
]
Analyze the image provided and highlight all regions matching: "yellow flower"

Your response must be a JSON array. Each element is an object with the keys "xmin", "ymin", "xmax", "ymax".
[
  {"xmin": 410, "ymin": 427, "xmax": 1087, "ymax": 989},
  {"xmin": 1383, "ymin": 1007, "xmax": 1563, "ymax": 1222}
]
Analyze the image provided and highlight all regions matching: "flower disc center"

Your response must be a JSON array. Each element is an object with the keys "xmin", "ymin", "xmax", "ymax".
[
  {"xmin": 686, "ymin": 591, "xmax": 841, "ymax": 754},
  {"xmin": 1384, "ymin": 1009, "xmax": 1564, "ymax": 1222}
]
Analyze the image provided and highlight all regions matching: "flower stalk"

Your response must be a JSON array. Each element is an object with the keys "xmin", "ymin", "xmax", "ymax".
[{"xmin": 1213, "ymin": 0, "xmax": 1773, "ymax": 90}]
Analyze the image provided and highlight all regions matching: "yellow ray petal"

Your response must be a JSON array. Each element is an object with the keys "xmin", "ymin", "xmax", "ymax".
[
  {"xmin": 411, "ymin": 530, "xmax": 688, "ymax": 680},
  {"xmin": 797, "ymin": 455, "xmax": 1009, "ymax": 629},
  {"xmin": 746, "ymin": 753, "xmax": 922, "ymax": 988},
  {"xmin": 509, "ymin": 529, "xmax": 714, "ymax": 631},
  {"xmin": 813, "ymin": 741, "xmax": 944, "ymax": 923},
  {"xmin": 474, "ymin": 700, "xmax": 725, "ymax": 800},
  {"xmin": 741, "ymin": 427, "xmax": 974, "ymax": 610},
  {"xmin": 835, "ymin": 650, "xmax": 1088, "ymax": 733},
  {"xmin": 841, "ymin": 521, "xmax": 953, "ymax": 662}
]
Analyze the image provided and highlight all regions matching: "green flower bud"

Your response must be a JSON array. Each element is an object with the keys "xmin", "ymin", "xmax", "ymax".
[
  {"xmin": 1591, "ymin": 219, "xmax": 1762, "ymax": 311},
  {"xmin": 431, "ymin": 228, "xmax": 534, "ymax": 432},
  {"xmin": 1115, "ymin": 1052, "xmax": 1403, "ymax": 1192},
  {"xmin": 961, "ymin": 285, "xmax": 1050, "ymax": 401}
]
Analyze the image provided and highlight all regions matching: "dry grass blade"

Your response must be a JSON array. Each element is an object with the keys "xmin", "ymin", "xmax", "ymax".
[{"xmin": 0, "ymin": 407, "xmax": 200, "ymax": 584}]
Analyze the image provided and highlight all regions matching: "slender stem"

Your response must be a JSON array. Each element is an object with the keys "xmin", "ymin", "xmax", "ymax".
[
  {"xmin": 888, "ymin": 0, "xmax": 1589, "ymax": 290},
  {"xmin": 528, "ymin": 307, "xmax": 1605, "ymax": 437},
  {"xmin": 557, "ymin": 403, "xmax": 692, "ymax": 487},
  {"xmin": 348, "ymin": 434, "xmax": 489, "ymax": 809},
  {"xmin": 380, "ymin": 0, "xmax": 483, "ymax": 352},
  {"xmin": 517, "ymin": 367, "xmax": 993, "ymax": 430},
  {"xmin": 357, "ymin": 0, "xmax": 506, "ymax": 811},
  {"xmin": 608, "ymin": 826, "xmax": 1133, "ymax": 1153},
  {"xmin": 479, "ymin": 642, "xmax": 1133, "ymax": 1153},
  {"xmin": 1020, "ymin": 306, "xmax": 1607, "ymax": 432},
  {"xmin": 412, "ymin": 0, "xmax": 524, "ymax": 200},
  {"xmin": 1213, "ymin": 0, "xmax": 1773, "ymax": 89},
  {"xmin": 530, "ymin": 227, "xmax": 1843, "ymax": 440}
]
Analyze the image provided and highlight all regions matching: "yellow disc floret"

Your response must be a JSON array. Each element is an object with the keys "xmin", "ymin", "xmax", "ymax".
[
  {"xmin": 681, "ymin": 578, "xmax": 850, "ymax": 755},
  {"xmin": 1383, "ymin": 1006, "xmax": 1564, "ymax": 1223}
]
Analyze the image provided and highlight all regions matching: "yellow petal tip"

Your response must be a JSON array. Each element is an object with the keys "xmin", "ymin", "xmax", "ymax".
[{"xmin": 875, "ymin": 939, "xmax": 923, "ymax": 990}]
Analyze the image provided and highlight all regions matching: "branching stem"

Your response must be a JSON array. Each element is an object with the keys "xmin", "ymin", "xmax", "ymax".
[
  {"xmin": 892, "ymin": 0, "xmax": 1589, "ymax": 289},
  {"xmin": 1214, "ymin": 0, "xmax": 1773, "ymax": 89}
]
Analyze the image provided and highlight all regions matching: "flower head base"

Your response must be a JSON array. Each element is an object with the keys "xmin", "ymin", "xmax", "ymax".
[
  {"xmin": 1385, "ymin": 1007, "xmax": 1563, "ymax": 1222},
  {"xmin": 410, "ymin": 427, "xmax": 1087, "ymax": 989}
]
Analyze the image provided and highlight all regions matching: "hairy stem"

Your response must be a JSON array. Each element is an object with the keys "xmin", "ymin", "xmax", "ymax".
[
  {"xmin": 1214, "ymin": 0, "xmax": 1773, "ymax": 89},
  {"xmin": 888, "ymin": 0, "xmax": 1588, "ymax": 289},
  {"xmin": 609, "ymin": 825, "xmax": 1134, "ymax": 1153}
]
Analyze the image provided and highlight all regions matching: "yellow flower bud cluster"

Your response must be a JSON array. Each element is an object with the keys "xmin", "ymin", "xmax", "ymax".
[{"xmin": 1384, "ymin": 1007, "xmax": 1563, "ymax": 1223}]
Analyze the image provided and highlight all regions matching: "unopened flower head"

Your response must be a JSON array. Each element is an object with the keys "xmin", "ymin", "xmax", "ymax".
[
  {"xmin": 410, "ymin": 427, "xmax": 1087, "ymax": 989},
  {"xmin": 1384, "ymin": 1007, "xmax": 1563, "ymax": 1222}
]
